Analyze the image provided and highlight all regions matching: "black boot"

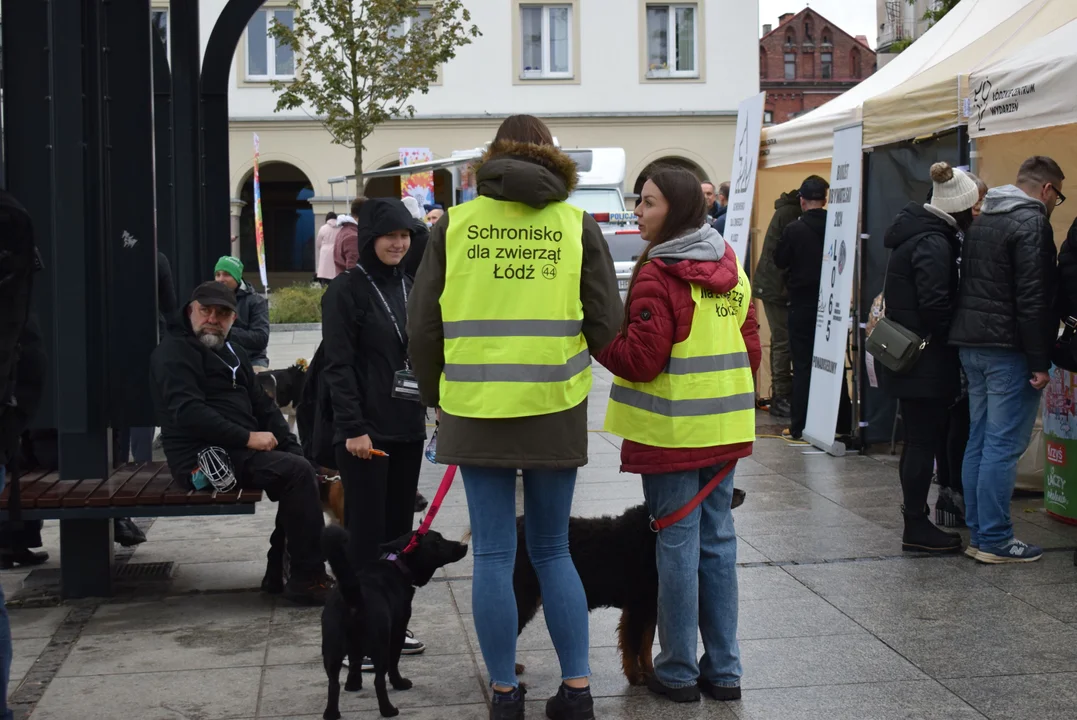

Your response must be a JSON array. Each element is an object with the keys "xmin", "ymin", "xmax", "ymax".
[
  {"xmin": 0, "ymin": 548, "xmax": 49, "ymax": 570},
  {"xmin": 546, "ymin": 684, "xmax": 595, "ymax": 720},
  {"xmin": 902, "ymin": 506, "xmax": 961, "ymax": 554},
  {"xmin": 113, "ymin": 518, "xmax": 147, "ymax": 547},
  {"xmin": 490, "ymin": 685, "xmax": 525, "ymax": 720}
]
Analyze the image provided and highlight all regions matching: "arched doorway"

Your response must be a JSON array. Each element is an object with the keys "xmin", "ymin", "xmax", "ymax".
[
  {"xmin": 363, "ymin": 161, "xmax": 455, "ymax": 209},
  {"xmin": 238, "ymin": 161, "xmax": 315, "ymax": 288}
]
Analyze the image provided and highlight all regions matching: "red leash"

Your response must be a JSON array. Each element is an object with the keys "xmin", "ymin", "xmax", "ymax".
[
  {"xmin": 649, "ymin": 461, "xmax": 737, "ymax": 532},
  {"xmin": 403, "ymin": 464, "xmax": 458, "ymax": 554}
]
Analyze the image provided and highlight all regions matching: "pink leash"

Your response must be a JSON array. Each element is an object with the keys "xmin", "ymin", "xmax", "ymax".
[{"xmin": 402, "ymin": 464, "xmax": 458, "ymax": 554}]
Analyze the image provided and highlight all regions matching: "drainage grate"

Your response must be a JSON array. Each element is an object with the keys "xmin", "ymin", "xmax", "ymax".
[{"xmin": 114, "ymin": 561, "xmax": 174, "ymax": 580}]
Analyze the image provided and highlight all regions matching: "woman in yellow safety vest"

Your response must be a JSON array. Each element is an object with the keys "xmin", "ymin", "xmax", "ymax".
[
  {"xmin": 598, "ymin": 166, "xmax": 760, "ymax": 703},
  {"xmin": 407, "ymin": 115, "xmax": 622, "ymax": 720}
]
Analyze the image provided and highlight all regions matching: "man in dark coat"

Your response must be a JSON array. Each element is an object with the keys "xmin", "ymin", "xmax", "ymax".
[
  {"xmin": 752, "ymin": 189, "xmax": 801, "ymax": 417},
  {"xmin": 950, "ymin": 155, "xmax": 1064, "ymax": 564},
  {"xmin": 214, "ymin": 256, "xmax": 270, "ymax": 370},
  {"xmin": 774, "ymin": 175, "xmax": 852, "ymax": 440},
  {"xmin": 150, "ymin": 282, "xmax": 330, "ymax": 604}
]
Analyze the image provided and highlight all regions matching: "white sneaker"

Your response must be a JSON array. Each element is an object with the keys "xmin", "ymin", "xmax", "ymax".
[{"xmin": 402, "ymin": 629, "xmax": 426, "ymax": 655}]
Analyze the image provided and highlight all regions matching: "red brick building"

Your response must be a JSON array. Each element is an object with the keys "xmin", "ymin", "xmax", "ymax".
[{"xmin": 760, "ymin": 9, "xmax": 876, "ymax": 125}]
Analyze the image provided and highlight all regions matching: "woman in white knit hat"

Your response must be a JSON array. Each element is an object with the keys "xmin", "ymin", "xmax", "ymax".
[{"xmin": 879, "ymin": 162, "xmax": 980, "ymax": 554}]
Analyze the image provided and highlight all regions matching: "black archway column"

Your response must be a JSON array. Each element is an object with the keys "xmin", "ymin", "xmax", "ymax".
[
  {"xmin": 171, "ymin": 0, "xmax": 204, "ymax": 300},
  {"xmin": 201, "ymin": 0, "xmax": 270, "ymax": 282}
]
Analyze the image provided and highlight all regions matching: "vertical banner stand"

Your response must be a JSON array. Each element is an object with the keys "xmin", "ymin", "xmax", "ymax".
[
  {"xmin": 803, "ymin": 123, "xmax": 864, "ymax": 457},
  {"xmin": 253, "ymin": 133, "xmax": 269, "ymax": 297},
  {"xmin": 723, "ymin": 92, "xmax": 767, "ymax": 266}
]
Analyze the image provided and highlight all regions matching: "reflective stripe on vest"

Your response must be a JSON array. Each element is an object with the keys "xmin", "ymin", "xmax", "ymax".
[
  {"xmin": 604, "ymin": 266, "xmax": 755, "ymax": 448},
  {"xmin": 439, "ymin": 196, "xmax": 591, "ymax": 419}
]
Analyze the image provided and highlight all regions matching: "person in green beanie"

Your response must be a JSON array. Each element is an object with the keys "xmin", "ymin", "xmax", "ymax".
[{"xmin": 214, "ymin": 255, "xmax": 271, "ymax": 370}]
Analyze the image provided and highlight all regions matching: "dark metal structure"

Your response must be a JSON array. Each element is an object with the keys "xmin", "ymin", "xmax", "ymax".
[{"xmin": 0, "ymin": 0, "xmax": 266, "ymax": 597}]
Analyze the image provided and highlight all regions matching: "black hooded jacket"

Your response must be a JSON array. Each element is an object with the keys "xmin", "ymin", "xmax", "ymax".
[
  {"xmin": 150, "ymin": 305, "xmax": 300, "ymax": 480},
  {"xmin": 949, "ymin": 185, "xmax": 1057, "ymax": 371},
  {"xmin": 878, "ymin": 203, "xmax": 962, "ymax": 400},
  {"xmin": 320, "ymin": 198, "xmax": 427, "ymax": 445},
  {"xmin": 774, "ymin": 208, "xmax": 827, "ymax": 308}
]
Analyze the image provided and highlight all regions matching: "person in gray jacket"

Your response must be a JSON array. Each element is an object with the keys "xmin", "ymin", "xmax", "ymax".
[{"xmin": 214, "ymin": 256, "xmax": 271, "ymax": 370}]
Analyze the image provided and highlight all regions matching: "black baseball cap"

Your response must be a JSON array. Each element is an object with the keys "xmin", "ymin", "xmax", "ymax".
[
  {"xmin": 190, "ymin": 281, "xmax": 237, "ymax": 312},
  {"xmin": 799, "ymin": 175, "xmax": 830, "ymax": 201}
]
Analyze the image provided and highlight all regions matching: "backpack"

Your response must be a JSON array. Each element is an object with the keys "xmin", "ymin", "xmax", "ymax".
[{"xmin": 296, "ymin": 343, "xmax": 337, "ymax": 469}]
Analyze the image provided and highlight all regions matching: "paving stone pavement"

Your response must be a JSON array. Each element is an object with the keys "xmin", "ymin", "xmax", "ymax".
[{"xmin": 5, "ymin": 339, "xmax": 1077, "ymax": 719}]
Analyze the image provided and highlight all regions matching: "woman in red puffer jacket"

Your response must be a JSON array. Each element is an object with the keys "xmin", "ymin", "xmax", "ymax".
[{"xmin": 597, "ymin": 166, "xmax": 760, "ymax": 704}]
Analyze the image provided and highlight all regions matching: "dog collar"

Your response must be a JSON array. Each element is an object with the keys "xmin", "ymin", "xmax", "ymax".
[{"xmin": 381, "ymin": 552, "xmax": 415, "ymax": 585}]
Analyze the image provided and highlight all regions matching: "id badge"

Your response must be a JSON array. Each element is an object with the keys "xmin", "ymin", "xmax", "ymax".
[{"xmin": 392, "ymin": 369, "xmax": 421, "ymax": 402}]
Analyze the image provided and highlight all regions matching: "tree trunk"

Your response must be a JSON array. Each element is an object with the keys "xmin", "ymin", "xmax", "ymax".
[{"xmin": 353, "ymin": 142, "xmax": 363, "ymax": 192}]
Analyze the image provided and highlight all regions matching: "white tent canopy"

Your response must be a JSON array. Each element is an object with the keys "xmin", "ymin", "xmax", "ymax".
[
  {"xmin": 968, "ymin": 16, "xmax": 1077, "ymax": 138},
  {"xmin": 760, "ymin": 0, "xmax": 1037, "ymax": 169}
]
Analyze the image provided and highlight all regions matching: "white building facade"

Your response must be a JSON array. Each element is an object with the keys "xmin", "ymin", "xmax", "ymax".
[{"xmin": 154, "ymin": 0, "xmax": 759, "ymax": 276}]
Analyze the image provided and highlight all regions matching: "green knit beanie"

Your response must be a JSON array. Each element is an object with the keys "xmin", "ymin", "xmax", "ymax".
[{"xmin": 215, "ymin": 255, "xmax": 244, "ymax": 286}]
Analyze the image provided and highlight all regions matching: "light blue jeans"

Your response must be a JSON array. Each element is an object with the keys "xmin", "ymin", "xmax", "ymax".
[
  {"xmin": 642, "ymin": 463, "xmax": 741, "ymax": 689},
  {"xmin": 461, "ymin": 466, "xmax": 590, "ymax": 688},
  {"xmin": 959, "ymin": 348, "xmax": 1043, "ymax": 549},
  {"xmin": 0, "ymin": 467, "xmax": 13, "ymax": 720}
]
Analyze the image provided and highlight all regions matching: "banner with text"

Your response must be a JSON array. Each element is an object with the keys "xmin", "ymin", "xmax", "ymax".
[
  {"xmin": 804, "ymin": 124, "xmax": 862, "ymax": 455},
  {"xmin": 723, "ymin": 92, "xmax": 766, "ymax": 265}
]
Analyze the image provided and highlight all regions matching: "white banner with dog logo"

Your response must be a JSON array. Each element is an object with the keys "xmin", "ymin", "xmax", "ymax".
[
  {"xmin": 803, "ymin": 124, "xmax": 862, "ymax": 456},
  {"xmin": 723, "ymin": 92, "xmax": 766, "ymax": 266}
]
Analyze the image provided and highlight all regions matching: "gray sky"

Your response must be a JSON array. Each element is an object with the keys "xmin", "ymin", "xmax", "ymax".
[{"xmin": 759, "ymin": 0, "xmax": 878, "ymax": 48}]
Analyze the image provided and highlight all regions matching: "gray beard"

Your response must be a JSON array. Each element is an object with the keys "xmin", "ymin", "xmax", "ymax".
[{"xmin": 198, "ymin": 332, "xmax": 224, "ymax": 350}]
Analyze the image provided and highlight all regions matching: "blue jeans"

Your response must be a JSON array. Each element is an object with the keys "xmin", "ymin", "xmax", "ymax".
[
  {"xmin": 642, "ymin": 463, "xmax": 741, "ymax": 689},
  {"xmin": 0, "ymin": 467, "xmax": 13, "ymax": 720},
  {"xmin": 959, "ymin": 348, "xmax": 1043, "ymax": 549},
  {"xmin": 461, "ymin": 466, "xmax": 590, "ymax": 688}
]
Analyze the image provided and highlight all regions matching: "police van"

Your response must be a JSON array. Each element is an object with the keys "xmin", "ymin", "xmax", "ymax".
[{"xmin": 329, "ymin": 145, "xmax": 642, "ymax": 299}]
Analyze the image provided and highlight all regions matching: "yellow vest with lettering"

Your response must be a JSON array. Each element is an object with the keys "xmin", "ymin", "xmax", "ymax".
[
  {"xmin": 604, "ymin": 264, "xmax": 755, "ymax": 448},
  {"xmin": 439, "ymin": 196, "xmax": 590, "ymax": 418}
]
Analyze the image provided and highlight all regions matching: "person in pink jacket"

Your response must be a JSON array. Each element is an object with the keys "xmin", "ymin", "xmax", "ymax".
[{"xmin": 315, "ymin": 212, "xmax": 340, "ymax": 283}]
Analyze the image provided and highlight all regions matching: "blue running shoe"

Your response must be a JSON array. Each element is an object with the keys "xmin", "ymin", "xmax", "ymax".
[{"xmin": 976, "ymin": 538, "xmax": 1043, "ymax": 564}]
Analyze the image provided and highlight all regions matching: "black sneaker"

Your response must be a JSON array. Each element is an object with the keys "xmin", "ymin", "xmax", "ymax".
[
  {"xmin": 545, "ymin": 683, "xmax": 595, "ymax": 720},
  {"xmin": 0, "ymin": 548, "xmax": 49, "ymax": 570},
  {"xmin": 113, "ymin": 518, "xmax": 147, "ymax": 547},
  {"xmin": 283, "ymin": 572, "xmax": 334, "ymax": 606},
  {"xmin": 402, "ymin": 629, "xmax": 426, "ymax": 655},
  {"xmin": 698, "ymin": 677, "xmax": 742, "ymax": 701},
  {"xmin": 490, "ymin": 685, "xmax": 525, "ymax": 720},
  {"xmin": 646, "ymin": 674, "xmax": 700, "ymax": 703},
  {"xmin": 769, "ymin": 397, "xmax": 792, "ymax": 419}
]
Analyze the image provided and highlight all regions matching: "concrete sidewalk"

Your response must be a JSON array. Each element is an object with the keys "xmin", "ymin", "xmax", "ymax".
[{"xmin": 5, "ymin": 361, "xmax": 1077, "ymax": 718}]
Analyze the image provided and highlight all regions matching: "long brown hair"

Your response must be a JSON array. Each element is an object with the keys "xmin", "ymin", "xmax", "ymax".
[
  {"xmin": 493, "ymin": 115, "xmax": 555, "ymax": 146},
  {"xmin": 622, "ymin": 167, "xmax": 708, "ymax": 331}
]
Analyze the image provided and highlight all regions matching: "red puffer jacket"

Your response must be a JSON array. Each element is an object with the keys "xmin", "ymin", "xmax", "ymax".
[{"xmin": 597, "ymin": 237, "xmax": 761, "ymax": 475}]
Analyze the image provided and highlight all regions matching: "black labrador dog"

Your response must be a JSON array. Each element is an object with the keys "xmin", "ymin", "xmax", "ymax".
[{"xmin": 321, "ymin": 525, "xmax": 468, "ymax": 719}]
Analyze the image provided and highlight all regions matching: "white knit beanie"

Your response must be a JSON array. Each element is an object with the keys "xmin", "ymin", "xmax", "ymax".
[{"xmin": 928, "ymin": 162, "xmax": 980, "ymax": 215}]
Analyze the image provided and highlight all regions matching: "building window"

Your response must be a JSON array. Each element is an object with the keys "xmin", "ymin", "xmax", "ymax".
[
  {"xmin": 759, "ymin": 49, "xmax": 767, "ymax": 79},
  {"xmin": 851, "ymin": 48, "xmax": 862, "ymax": 79},
  {"xmin": 821, "ymin": 52, "xmax": 832, "ymax": 79},
  {"xmin": 785, "ymin": 31, "xmax": 795, "ymax": 48},
  {"xmin": 804, "ymin": 19, "xmax": 813, "ymax": 43},
  {"xmin": 784, "ymin": 52, "xmax": 795, "ymax": 80},
  {"xmin": 520, "ymin": 4, "xmax": 572, "ymax": 79},
  {"xmin": 822, "ymin": 29, "xmax": 832, "ymax": 46},
  {"xmin": 646, "ymin": 4, "xmax": 698, "ymax": 78},
  {"xmin": 392, "ymin": 5, "xmax": 433, "ymax": 41},
  {"xmin": 246, "ymin": 7, "xmax": 295, "ymax": 81},
  {"xmin": 764, "ymin": 110, "xmax": 774, "ymax": 125},
  {"xmin": 151, "ymin": 9, "xmax": 168, "ymax": 56}
]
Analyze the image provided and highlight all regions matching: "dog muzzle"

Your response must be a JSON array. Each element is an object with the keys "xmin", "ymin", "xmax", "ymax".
[{"xmin": 192, "ymin": 446, "xmax": 238, "ymax": 492}]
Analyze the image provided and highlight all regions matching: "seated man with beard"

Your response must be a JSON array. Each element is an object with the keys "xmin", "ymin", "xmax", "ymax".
[{"xmin": 150, "ymin": 282, "xmax": 331, "ymax": 605}]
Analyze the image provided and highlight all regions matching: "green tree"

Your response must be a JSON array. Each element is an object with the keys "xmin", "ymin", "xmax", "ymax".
[
  {"xmin": 269, "ymin": 0, "xmax": 480, "ymax": 179},
  {"xmin": 915, "ymin": 0, "xmax": 961, "ymax": 25}
]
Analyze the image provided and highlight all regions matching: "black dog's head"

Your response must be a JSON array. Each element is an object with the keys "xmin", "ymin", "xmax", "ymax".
[
  {"xmin": 256, "ymin": 362, "xmax": 308, "ymax": 408},
  {"xmin": 384, "ymin": 529, "xmax": 468, "ymax": 587}
]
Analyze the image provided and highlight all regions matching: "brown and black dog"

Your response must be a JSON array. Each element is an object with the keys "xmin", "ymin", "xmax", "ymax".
[{"xmin": 512, "ymin": 487, "xmax": 746, "ymax": 686}]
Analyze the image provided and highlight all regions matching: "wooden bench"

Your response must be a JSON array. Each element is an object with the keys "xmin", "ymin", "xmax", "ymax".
[{"xmin": 0, "ymin": 462, "xmax": 263, "ymax": 598}]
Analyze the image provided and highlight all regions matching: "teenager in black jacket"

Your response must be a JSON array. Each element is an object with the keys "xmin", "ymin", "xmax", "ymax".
[
  {"xmin": 881, "ymin": 163, "xmax": 980, "ymax": 554},
  {"xmin": 320, "ymin": 198, "xmax": 428, "ymax": 654}
]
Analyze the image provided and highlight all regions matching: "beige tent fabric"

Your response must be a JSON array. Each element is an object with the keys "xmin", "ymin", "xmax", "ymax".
[
  {"xmin": 863, "ymin": 0, "xmax": 1077, "ymax": 149},
  {"xmin": 760, "ymin": 0, "xmax": 1036, "ymax": 169}
]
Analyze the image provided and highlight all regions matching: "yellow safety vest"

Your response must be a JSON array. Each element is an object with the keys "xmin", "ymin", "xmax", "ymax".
[
  {"xmin": 604, "ymin": 265, "xmax": 756, "ymax": 448},
  {"xmin": 439, "ymin": 196, "xmax": 591, "ymax": 418}
]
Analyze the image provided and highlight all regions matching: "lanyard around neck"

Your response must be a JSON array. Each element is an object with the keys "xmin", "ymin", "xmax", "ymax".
[
  {"xmin": 356, "ymin": 262, "xmax": 409, "ymax": 353},
  {"xmin": 214, "ymin": 342, "xmax": 241, "ymax": 388}
]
